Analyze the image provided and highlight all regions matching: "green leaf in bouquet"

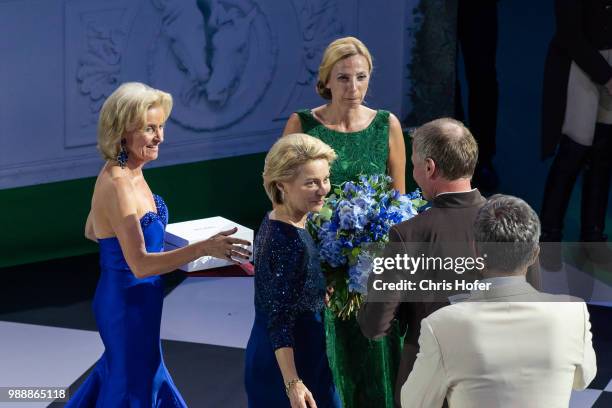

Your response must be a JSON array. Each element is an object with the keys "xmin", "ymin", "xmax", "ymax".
[
  {"xmin": 346, "ymin": 247, "xmax": 361, "ymax": 265},
  {"xmin": 411, "ymin": 198, "xmax": 428, "ymax": 208},
  {"xmin": 319, "ymin": 206, "xmax": 333, "ymax": 221},
  {"xmin": 335, "ymin": 279, "xmax": 348, "ymax": 300},
  {"xmin": 334, "ymin": 188, "xmax": 343, "ymax": 196}
]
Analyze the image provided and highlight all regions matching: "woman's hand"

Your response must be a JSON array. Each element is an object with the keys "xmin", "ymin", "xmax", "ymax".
[
  {"xmin": 201, "ymin": 227, "xmax": 252, "ymax": 263},
  {"xmin": 287, "ymin": 381, "xmax": 317, "ymax": 408}
]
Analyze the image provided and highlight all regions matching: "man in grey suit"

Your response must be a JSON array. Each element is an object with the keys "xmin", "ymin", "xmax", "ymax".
[
  {"xmin": 401, "ymin": 195, "xmax": 596, "ymax": 408},
  {"xmin": 357, "ymin": 118, "xmax": 539, "ymax": 406}
]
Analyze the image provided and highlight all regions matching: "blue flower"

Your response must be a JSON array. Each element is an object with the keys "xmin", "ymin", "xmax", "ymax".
[
  {"xmin": 343, "ymin": 181, "xmax": 357, "ymax": 195},
  {"xmin": 319, "ymin": 234, "xmax": 345, "ymax": 267},
  {"xmin": 306, "ymin": 174, "xmax": 425, "ymax": 297},
  {"xmin": 348, "ymin": 251, "xmax": 374, "ymax": 294},
  {"xmin": 406, "ymin": 188, "xmax": 423, "ymax": 200}
]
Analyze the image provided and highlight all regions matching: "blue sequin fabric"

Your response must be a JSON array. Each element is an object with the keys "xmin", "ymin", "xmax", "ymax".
[
  {"xmin": 141, "ymin": 194, "xmax": 168, "ymax": 229},
  {"xmin": 253, "ymin": 213, "xmax": 326, "ymax": 350}
]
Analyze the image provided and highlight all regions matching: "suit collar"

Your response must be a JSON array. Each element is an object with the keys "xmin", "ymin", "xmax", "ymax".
[
  {"xmin": 432, "ymin": 189, "xmax": 485, "ymax": 208},
  {"xmin": 468, "ymin": 281, "xmax": 539, "ymax": 301}
]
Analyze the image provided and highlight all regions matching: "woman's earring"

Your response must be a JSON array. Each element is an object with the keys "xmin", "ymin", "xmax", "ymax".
[{"xmin": 117, "ymin": 139, "xmax": 128, "ymax": 168}]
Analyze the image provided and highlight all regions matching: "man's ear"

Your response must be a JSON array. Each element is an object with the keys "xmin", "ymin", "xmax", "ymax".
[{"xmin": 424, "ymin": 158, "xmax": 436, "ymax": 178}]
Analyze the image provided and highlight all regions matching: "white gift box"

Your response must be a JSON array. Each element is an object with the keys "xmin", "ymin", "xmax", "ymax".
[{"xmin": 164, "ymin": 216, "xmax": 254, "ymax": 272}]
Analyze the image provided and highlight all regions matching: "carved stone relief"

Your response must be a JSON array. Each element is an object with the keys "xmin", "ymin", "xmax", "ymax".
[
  {"xmin": 64, "ymin": 1, "xmax": 137, "ymax": 148},
  {"xmin": 148, "ymin": 0, "xmax": 278, "ymax": 131},
  {"xmin": 4, "ymin": 0, "xmax": 412, "ymax": 189},
  {"xmin": 277, "ymin": 0, "xmax": 343, "ymax": 117},
  {"xmin": 77, "ymin": 23, "xmax": 124, "ymax": 119}
]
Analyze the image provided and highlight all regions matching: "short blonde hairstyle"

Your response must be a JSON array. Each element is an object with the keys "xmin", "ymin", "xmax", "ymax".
[
  {"xmin": 263, "ymin": 134, "xmax": 337, "ymax": 205},
  {"xmin": 411, "ymin": 118, "xmax": 478, "ymax": 179},
  {"xmin": 97, "ymin": 82, "xmax": 173, "ymax": 161},
  {"xmin": 317, "ymin": 36, "xmax": 373, "ymax": 100}
]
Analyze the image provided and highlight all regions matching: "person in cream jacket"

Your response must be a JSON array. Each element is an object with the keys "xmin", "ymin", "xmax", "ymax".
[{"xmin": 401, "ymin": 194, "xmax": 596, "ymax": 408}]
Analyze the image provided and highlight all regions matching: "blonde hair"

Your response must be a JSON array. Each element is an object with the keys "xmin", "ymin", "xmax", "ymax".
[
  {"xmin": 97, "ymin": 82, "xmax": 173, "ymax": 161},
  {"xmin": 263, "ymin": 134, "xmax": 337, "ymax": 204},
  {"xmin": 411, "ymin": 118, "xmax": 478, "ymax": 179},
  {"xmin": 316, "ymin": 36, "xmax": 373, "ymax": 100}
]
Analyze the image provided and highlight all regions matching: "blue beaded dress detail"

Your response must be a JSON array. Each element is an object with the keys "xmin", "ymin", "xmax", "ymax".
[
  {"xmin": 66, "ymin": 194, "xmax": 187, "ymax": 408},
  {"xmin": 244, "ymin": 214, "xmax": 341, "ymax": 408}
]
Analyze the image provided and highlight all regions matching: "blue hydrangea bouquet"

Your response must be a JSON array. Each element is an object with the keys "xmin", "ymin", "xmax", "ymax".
[{"xmin": 307, "ymin": 174, "xmax": 426, "ymax": 320}]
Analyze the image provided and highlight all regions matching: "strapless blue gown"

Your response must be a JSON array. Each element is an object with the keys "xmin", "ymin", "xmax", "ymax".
[{"xmin": 66, "ymin": 194, "xmax": 187, "ymax": 408}]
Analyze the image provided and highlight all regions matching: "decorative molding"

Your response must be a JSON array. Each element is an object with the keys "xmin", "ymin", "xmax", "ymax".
[
  {"xmin": 148, "ymin": 0, "xmax": 278, "ymax": 131},
  {"xmin": 3, "ymin": 0, "xmax": 412, "ymax": 190},
  {"xmin": 76, "ymin": 22, "xmax": 124, "ymax": 117},
  {"xmin": 276, "ymin": 0, "xmax": 343, "ymax": 118},
  {"xmin": 0, "ymin": 127, "xmax": 281, "ymax": 189},
  {"xmin": 64, "ymin": 1, "xmax": 137, "ymax": 148},
  {"xmin": 295, "ymin": 0, "xmax": 342, "ymax": 86}
]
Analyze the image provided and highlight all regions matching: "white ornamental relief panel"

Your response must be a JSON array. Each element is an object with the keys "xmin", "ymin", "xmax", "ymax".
[
  {"xmin": 1, "ymin": 0, "xmax": 411, "ymax": 189},
  {"xmin": 64, "ymin": 1, "xmax": 138, "ymax": 148},
  {"xmin": 276, "ymin": 0, "xmax": 343, "ymax": 118},
  {"xmin": 148, "ymin": 0, "xmax": 278, "ymax": 131}
]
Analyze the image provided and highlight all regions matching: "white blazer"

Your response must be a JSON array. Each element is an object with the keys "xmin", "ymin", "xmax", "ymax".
[{"xmin": 400, "ymin": 283, "xmax": 597, "ymax": 408}]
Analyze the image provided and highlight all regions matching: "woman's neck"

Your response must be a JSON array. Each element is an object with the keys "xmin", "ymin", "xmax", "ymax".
[
  {"xmin": 271, "ymin": 205, "xmax": 308, "ymax": 228},
  {"xmin": 106, "ymin": 160, "xmax": 145, "ymax": 179},
  {"xmin": 326, "ymin": 102, "xmax": 363, "ymax": 130}
]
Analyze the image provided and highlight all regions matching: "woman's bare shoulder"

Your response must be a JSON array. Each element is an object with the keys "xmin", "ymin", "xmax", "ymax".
[
  {"xmin": 387, "ymin": 112, "xmax": 402, "ymax": 128},
  {"xmin": 94, "ymin": 165, "xmax": 134, "ymax": 203},
  {"xmin": 283, "ymin": 112, "xmax": 303, "ymax": 135}
]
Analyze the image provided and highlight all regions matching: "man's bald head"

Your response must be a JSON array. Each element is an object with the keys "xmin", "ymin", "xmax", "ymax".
[{"xmin": 411, "ymin": 118, "xmax": 478, "ymax": 180}]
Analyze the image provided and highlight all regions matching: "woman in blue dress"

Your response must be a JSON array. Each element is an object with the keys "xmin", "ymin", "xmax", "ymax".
[
  {"xmin": 67, "ymin": 82, "xmax": 251, "ymax": 407},
  {"xmin": 245, "ymin": 133, "xmax": 342, "ymax": 408}
]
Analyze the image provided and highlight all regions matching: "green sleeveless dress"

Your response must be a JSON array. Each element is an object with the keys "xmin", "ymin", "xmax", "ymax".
[{"xmin": 297, "ymin": 109, "xmax": 404, "ymax": 408}]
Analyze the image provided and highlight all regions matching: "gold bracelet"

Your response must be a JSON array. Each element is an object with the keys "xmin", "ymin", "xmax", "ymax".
[{"xmin": 285, "ymin": 378, "xmax": 303, "ymax": 394}]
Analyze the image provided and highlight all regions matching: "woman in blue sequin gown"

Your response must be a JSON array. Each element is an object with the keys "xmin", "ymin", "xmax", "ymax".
[
  {"xmin": 67, "ymin": 83, "xmax": 251, "ymax": 408},
  {"xmin": 245, "ymin": 134, "xmax": 342, "ymax": 408}
]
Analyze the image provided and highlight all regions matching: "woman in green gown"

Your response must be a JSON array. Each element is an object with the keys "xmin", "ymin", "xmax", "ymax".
[{"xmin": 282, "ymin": 36, "xmax": 407, "ymax": 408}]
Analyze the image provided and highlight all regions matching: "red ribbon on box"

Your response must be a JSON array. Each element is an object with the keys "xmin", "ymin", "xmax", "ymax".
[{"xmin": 187, "ymin": 262, "xmax": 254, "ymax": 277}]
